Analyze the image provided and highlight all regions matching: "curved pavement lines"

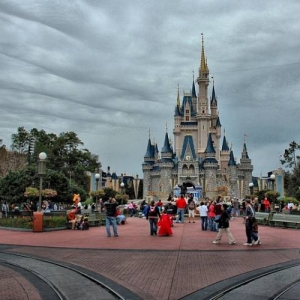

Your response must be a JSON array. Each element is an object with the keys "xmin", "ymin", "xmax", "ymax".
[
  {"xmin": 179, "ymin": 259, "xmax": 300, "ymax": 300},
  {"xmin": 1, "ymin": 217, "xmax": 300, "ymax": 299},
  {"xmin": 0, "ymin": 251, "xmax": 143, "ymax": 300}
]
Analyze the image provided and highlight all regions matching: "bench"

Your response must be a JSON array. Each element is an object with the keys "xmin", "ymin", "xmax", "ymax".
[
  {"xmin": 87, "ymin": 212, "xmax": 102, "ymax": 226},
  {"xmin": 269, "ymin": 213, "xmax": 300, "ymax": 229},
  {"xmin": 254, "ymin": 212, "xmax": 270, "ymax": 226},
  {"xmin": 8, "ymin": 211, "xmax": 33, "ymax": 218}
]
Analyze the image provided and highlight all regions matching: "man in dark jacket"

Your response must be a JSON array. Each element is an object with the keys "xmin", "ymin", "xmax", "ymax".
[
  {"xmin": 213, "ymin": 203, "xmax": 236, "ymax": 245},
  {"xmin": 146, "ymin": 200, "xmax": 161, "ymax": 235},
  {"xmin": 104, "ymin": 197, "xmax": 119, "ymax": 237}
]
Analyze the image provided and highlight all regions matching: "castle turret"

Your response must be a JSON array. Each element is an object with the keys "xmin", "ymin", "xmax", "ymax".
[
  {"xmin": 196, "ymin": 35, "xmax": 210, "ymax": 153},
  {"xmin": 220, "ymin": 134, "xmax": 230, "ymax": 170},
  {"xmin": 160, "ymin": 131, "xmax": 174, "ymax": 195},
  {"xmin": 203, "ymin": 133, "xmax": 218, "ymax": 197},
  {"xmin": 239, "ymin": 142, "xmax": 253, "ymax": 195},
  {"xmin": 142, "ymin": 137, "xmax": 155, "ymax": 198},
  {"xmin": 228, "ymin": 150, "xmax": 238, "ymax": 198},
  {"xmin": 192, "ymin": 74, "xmax": 197, "ymax": 113}
]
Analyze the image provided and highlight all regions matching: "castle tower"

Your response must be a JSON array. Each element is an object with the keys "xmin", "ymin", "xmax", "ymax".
[
  {"xmin": 196, "ymin": 35, "xmax": 210, "ymax": 154},
  {"xmin": 203, "ymin": 133, "xmax": 218, "ymax": 197},
  {"xmin": 228, "ymin": 150, "xmax": 238, "ymax": 198},
  {"xmin": 239, "ymin": 142, "xmax": 253, "ymax": 196},
  {"xmin": 160, "ymin": 131, "xmax": 174, "ymax": 194},
  {"xmin": 142, "ymin": 137, "xmax": 155, "ymax": 198},
  {"xmin": 142, "ymin": 35, "xmax": 253, "ymax": 200},
  {"xmin": 220, "ymin": 134, "xmax": 230, "ymax": 168}
]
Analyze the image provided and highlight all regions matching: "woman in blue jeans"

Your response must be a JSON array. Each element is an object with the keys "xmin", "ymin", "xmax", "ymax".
[{"xmin": 146, "ymin": 200, "xmax": 161, "ymax": 235}]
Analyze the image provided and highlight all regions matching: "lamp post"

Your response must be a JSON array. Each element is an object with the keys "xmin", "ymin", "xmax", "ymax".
[
  {"xmin": 249, "ymin": 182, "xmax": 254, "ymax": 196},
  {"xmin": 120, "ymin": 182, "xmax": 125, "ymax": 194},
  {"xmin": 38, "ymin": 152, "xmax": 47, "ymax": 212},
  {"xmin": 270, "ymin": 174, "xmax": 276, "ymax": 212},
  {"xmin": 95, "ymin": 173, "xmax": 100, "ymax": 190}
]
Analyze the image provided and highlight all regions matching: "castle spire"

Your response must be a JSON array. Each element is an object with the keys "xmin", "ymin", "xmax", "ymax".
[
  {"xmin": 204, "ymin": 133, "xmax": 216, "ymax": 154},
  {"xmin": 192, "ymin": 71, "xmax": 197, "ymax": 98},
  {"xmin": 228, "ymin": 150, "xmax": 236, "ymax": 166},
  {"xmin": 176, "ymin": 84, "xmax": 180, "ymax": 106},
  {"xmin": 200, "ymin": 33, "xmax": 206, "ymax": 73}
]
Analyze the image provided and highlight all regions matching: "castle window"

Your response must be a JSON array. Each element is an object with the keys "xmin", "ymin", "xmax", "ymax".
[
  {"xmin": 186, "ymin": 109, "xmax": 189, "ymax": 114},
  {"xmin": 186, "ymin": 116, "xmax": 189, "ymax": 121}
]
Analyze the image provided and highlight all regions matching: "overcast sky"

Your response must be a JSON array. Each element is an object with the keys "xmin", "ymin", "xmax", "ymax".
[{"xmin": 0, "ymin": 0, "xmax": 299, "ymax": 178}]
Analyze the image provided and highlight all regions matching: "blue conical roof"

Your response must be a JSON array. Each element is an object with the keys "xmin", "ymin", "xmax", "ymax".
[
  {"xmin": 192, "ymin": 80, "xmax": 197, "ymax": 98},
  {"xmin": 161, "ymin": 132, "xmax": 172, "ymax": 153},
  {"xmin": 204, "ymin": 133, "xmax": 216, "ymax": 153},
  {"xmin": 144, "ymin": 139, "xmax": 154, "ymax": 158},
  {"xmin": 216, "ymin": 116, "xmax": 221, "ymax": 127},
  {"xmin": 211, "ymin": 86, "xmax": 217, "ymax": 106},
  {"xmin": 222, "ymin": 136, "xmax": 229, "ymax": 151},
  {"xmin": 228, "ymin": 150, "xmax": 236, "ymax": 166},
  {"xmin": 242, "ymin": 143, "xmax": 249, "ymax": 159}
]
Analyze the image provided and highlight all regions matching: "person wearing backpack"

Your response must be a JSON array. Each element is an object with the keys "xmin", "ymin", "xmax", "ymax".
[
  {"xmin": 146, "ymin": 200, "xmax": 161, "ymax": 235},
  {"xmin": 187, "ymin": 196, "xmax": 196, "ymax": 223}
]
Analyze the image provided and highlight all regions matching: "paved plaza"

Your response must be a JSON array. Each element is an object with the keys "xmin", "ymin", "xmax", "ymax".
[{"xmin": 0, "ymin": 216, "xmax": 300, "ymax": 299}]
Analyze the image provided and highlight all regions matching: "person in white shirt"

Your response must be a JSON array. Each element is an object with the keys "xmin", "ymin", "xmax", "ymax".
[{"xmin": 197, "ymin": 201, "xmax": 208, "ymax": 231}]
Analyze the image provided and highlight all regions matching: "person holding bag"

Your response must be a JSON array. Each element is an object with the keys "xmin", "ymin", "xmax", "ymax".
[{"xmin": 213, "ymin": 203, "xmax": 236, "ymax": 245}]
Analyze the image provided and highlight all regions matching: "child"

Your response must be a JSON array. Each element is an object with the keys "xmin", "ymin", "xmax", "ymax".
[{"xmin": 251, "ymin": 218, "xmax": 261, "ymax": 245}]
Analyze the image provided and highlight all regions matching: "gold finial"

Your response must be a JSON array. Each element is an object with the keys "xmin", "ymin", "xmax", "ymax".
[
  {"xmin": 166, "ymin": 122, "xmax": 168, "ymax": 132},
  {"xmin": 223, "ymin": 128, "xmax": 226, "ymax": 136},
  {"xmin": 211, "ymin": 76, "xmax": 214, "ymax": 86},
  {"xmin": 148, "ymin": 128, "xmax": 151, "ymax": 139},
  {"xmin": 177, "ymin": 84, "xmax": 180, "ymax": 106},
  {"xmin": 193, "ymin": 70, "xmax": 194, "ymax": 81},
  {"xmin": 244, "ymin": 133, "xmax": 248, "ymax": 143}
]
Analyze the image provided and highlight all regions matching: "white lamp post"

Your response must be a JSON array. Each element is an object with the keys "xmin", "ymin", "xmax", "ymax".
[
  {"xmin": 270, "ymin": 174, "xmax": 276, "ymax": 212},
  {"xmin": 95, "ymin": 173, "xmax": 100, "ymax": 190},
  {"xmin": 120, "ymin": 182, "xmax": 125, "ymax": 194},
  {"xmin": 38, "ymin": 152, "xmax": 47, "ymax": 212},
  {"xmin": 270, "ymin": 174, "xmax": 276, "ymax": 191},
  {"xmin": 249, "ymin": 182, "xmax": 254, "ymax": 195}
]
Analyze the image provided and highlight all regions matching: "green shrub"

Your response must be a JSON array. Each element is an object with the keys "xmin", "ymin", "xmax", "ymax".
[
  {"xmin": 0, "ymin": 217, "xmax": 33, "ymax": 229},
  {"xmin": 43, "ymin": 215, "xmax": 66, "ymax": 228},
  {"xmin": 0, "ymin": 215, "xmax": 66, "ymax": 229}
]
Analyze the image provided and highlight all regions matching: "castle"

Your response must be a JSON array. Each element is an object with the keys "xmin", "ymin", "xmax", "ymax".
[{"xmin": 142, "ymin": 37, "xmax": 253, "ymax": 200}]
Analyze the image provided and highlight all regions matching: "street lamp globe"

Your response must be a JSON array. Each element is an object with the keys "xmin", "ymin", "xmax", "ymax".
[
  {"xmin": 249, "ymin": 182, "xmax": 254, "ymax": 188},
  {"xmin": 120, "ymin": 182, "xmax": 125, "ymax": 188},
  {"xmin": 95, "ymin": 173, "xmax": 100, "ymax": 180},
  {"xmin": 39, "ymin": 152, "xmax": 47, "ymax": 160},
  {"xmin": 270, "ymin": 174, "xmax": 276, "ymax": 181}
]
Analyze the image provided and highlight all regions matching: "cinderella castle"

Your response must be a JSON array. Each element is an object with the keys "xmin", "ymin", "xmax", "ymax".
[{"xmin": 142, "ymin": 37, "xmax": 253, "ymax": 200}]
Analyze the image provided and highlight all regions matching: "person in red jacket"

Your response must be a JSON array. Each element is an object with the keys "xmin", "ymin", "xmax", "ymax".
[
  {"xmin": 158, "ymin": 211, "xmax": 173, "ymax": 236},
  {"xmin": 175, "ymin": 194, "xmax": 187, "ymax": 223},
  {"xmin": 207, "ymin": 200, "xmax": 217, "ymax": 231},
  {"xmin": 263, "ymin": 197, "xmax": 270, "ymax": 213}
]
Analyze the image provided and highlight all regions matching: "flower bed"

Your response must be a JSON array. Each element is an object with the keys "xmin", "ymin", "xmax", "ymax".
[{"xmin": 0, "ymin": 215, "xmax": 66, "ymax": 229}]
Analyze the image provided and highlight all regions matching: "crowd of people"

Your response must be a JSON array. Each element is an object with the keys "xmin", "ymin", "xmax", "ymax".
[{"xmin": 133, "ymin": 194, "xmax": 266, "ymax": 246}]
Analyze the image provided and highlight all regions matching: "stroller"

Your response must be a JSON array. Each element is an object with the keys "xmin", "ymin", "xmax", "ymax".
[{"xmin": 75, "ymin": 215, "xmax": 89, "ymax": 230}]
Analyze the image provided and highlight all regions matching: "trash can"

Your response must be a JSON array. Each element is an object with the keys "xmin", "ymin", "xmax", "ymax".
[{"xmin": 33, "ymin": 211, "xmax": 44, "ymax": 232}]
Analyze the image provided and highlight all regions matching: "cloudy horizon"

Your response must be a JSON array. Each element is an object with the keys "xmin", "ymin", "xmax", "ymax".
[{"xmin": 0, "ymin": 0, "xmax": 300, "ymax": 179}]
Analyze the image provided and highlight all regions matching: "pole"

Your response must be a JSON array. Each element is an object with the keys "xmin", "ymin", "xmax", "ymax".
[{"xmin": 38, "ymin": 175, "xmax": 43, "ymax": 212}]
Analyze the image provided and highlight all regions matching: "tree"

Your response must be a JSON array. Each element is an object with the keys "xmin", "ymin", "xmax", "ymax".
[
  {"xmin": 281, "ymin": 141, "xmax": 300, "ymax": 200},
  {"xmin": 10, "ymin": 127, "xmax": 101, "ymax": 191},
  {"xmin": 0, "ymin": 146, "xmax": 27, "ymax": 177},
  {"xmin": 0, "ymin": 165, "xmax": 88, "ymax": 204},
  {"xmin": 280, "ymin": 141, "xmax": 300, "ymax": 169}
]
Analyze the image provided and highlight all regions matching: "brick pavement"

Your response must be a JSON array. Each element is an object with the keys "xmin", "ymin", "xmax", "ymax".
[{"xmin": 1, "ymin": 216, "xmax": 300, "ymax": 299}]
